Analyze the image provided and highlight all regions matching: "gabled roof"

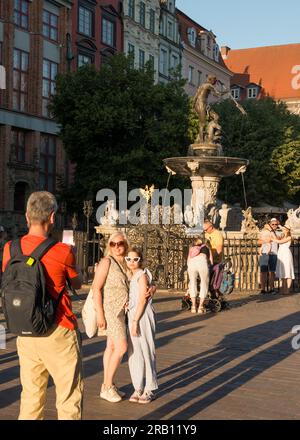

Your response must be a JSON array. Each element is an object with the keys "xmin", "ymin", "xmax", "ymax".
[
  {"xmin": 224, "ymin": 44, "xmax": 300, "ymax": 100},
  {"xmin": 176, "ymin": 8, "xmax": 229, "ymax": 70}
]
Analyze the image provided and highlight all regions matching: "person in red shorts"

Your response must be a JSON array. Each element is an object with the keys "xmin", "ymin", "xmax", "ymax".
[{"xmin": 2, "ymin": 191, "xmax": 83, "ymax": 420}]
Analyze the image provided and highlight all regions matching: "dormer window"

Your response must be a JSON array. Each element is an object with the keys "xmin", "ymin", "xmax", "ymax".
[
  {"xmin": 231, "ymin": 88, "xmax": 240, "ymax": 100},
  {"xmin": 188, "ymin": 27, "xmax": 196, "ymax": 47},
  {"xmin": 213, "ymin": 43, "xmax": 220, "ymax": 62},
  {"xmin": 247, "ymin": 86, "xmax": 258, "ymax": 99}
]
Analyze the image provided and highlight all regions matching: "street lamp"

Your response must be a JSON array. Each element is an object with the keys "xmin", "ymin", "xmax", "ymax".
[{"xmin": 83, "ymin": 200, "xmax": 93, "ymax": 283}]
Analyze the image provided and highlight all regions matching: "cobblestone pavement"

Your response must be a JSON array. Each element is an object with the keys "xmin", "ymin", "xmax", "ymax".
[{"xmin": 1, "ymin": 288, "xmax": 300, "ymax": 420}]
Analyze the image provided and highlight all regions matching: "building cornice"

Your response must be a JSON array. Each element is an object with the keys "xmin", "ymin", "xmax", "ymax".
[{"xmin": 48, "ymin": 0, "xmax": 73, "ymax": 9}]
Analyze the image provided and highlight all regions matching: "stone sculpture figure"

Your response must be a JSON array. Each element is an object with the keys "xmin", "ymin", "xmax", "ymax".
[
  {"xmin": 286, "ymin": 206, "xmax": 300, "ymax": 231},
  {"xmin": 100, "ymin": 200, "xmax": 119, "ymax": 226},
  {"xmin": 219, "ymin": 203, "xmax": 229, "ymax": 231},
  {"xmin": 193, "ymin": 75, "xmax": 228, "ymax": 143},
  {"xmin": 241, "ymin": 207, "xmax": 259, "ymax": 235},
  {"xmin": 206, "ymin": 111, "xmax": 222, "ymax": 144}
]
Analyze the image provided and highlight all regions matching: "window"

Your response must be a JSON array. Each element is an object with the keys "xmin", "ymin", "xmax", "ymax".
[
  {"xmin": 170, "ymin": 54, "xmax": 178, "ymax": 69},
  {"xmin": 78, "ymin": 5, "xmax": 93, "ymax": 36},
  {"xmin": 159, "ymin": 48, "xmax": 167, "ymax": 75},
  {"xmin": 42, "ymin": 59, "xmax": 58, "ymax": 117},
  {"xmin": 42, "ymin": 9, "xmax": 59, "ymax": 42},
  {"xmin": 39, "ymin": 135, "xmax": 56, "ymax": 193},
  {"xmin": 231, "ymin": 88, "xmax": 240, "ymax": 100},
  {"xmin": 149, "ymin": 54, "xmax": 154, "ymax": 68},
  {"xmin": 78, "ymin": 53, "xmax": 93, "ymax": 67},
  {"xmin": 188, "ymin": 66, "xmax": 194, "ymax": 84},
  {"xmin": 128, "ymin": 0, "xmax": 135, "ymax": 19},
  {"xmin": 248, "ymin": 87, "xmax": 258, "ymax": 99},
  {"xmin": 102, "ymin": 18, "xmax": 115, "ymax": 47},
  {"xmin": 167, "ymin": 21, "xmax": 173, "ymax": 39},
  {"xmin": 13, "ymin": 49, "xmax": 29, "ymax": 112},
  {"xmin": 128, "ymin": 43, "xmax": 135, "ymax": 66},
  {"xmin": 197, "ymin": 70, "xmax": 202, "ymax": 86},
  {"xmin": 188, "ymin": 28, "xmax": 196, "ymax": 47},
  {"xmin": 139, "ymin": 2, "xmax": 145, "ymax": 27},
  {"xmin": 14, "ymin": 182, "xmax": 29, "ymax": 212},
  {"xmin": 139, "ymin": 49, "xmax": 145, "ymax": 69},
  {"xmin": 14, "ymin": 0, "xmax": 29, "ymax": 30},
  {"xmin": 11, "ymin": 128, "xmax": 26, "ymax": 163},
  {"xmin": 149, "ymin": 9, "xmax": 155, "ymax": 33}
]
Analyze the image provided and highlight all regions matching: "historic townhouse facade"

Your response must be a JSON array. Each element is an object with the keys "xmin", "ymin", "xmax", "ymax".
[
  {"xmin": 123, "ymin": 0, "xmax": 160, "ymax": 82},
  {"xmin": 176, "ymin": 9, "xmax": 232, "ymax": 98},
  {"xmin": 0, "ymin": 0, "xmax": 72, "ymax": 235},
  {"xmin": 158, "ymin": 0, "xmax": 181, "ymax": 83},
  {"xmin": 71, "ymin": 0, "xmax": 123, "ymax": 71}
]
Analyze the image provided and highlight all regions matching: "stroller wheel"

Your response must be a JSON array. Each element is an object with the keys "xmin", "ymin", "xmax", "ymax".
[{"xmin": 209, "ymin": 298, "xmax": 222, "ymax": 313}]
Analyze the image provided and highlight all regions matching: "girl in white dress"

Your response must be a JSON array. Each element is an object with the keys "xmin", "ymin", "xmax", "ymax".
[
  {"xmin": 125, "ymin": 247, "xmax": 158, "ymax": 404},
  {"xmin": 272, "ymin": 226, "xmax": 295, "ymax": 294}
]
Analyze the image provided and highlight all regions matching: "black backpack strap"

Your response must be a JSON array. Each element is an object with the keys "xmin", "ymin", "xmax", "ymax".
[
  {"xmin": 30, "ymin": 238, "xmax": 58, "ymax": 261},
  {"xmin": 10, "ymin": 239, "xmax": 23, "ymax": 259}
]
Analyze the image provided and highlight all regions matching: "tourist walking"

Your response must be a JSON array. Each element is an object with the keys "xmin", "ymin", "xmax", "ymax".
[
  {"xmin": 273, "ymin": 226, "xmax": 295, "ymax": 294},
  {"xmin": 125, "ymin": 247, "xmax": 158, "ymax": 404},
  {"xmin": 92, "ymin": 232, "xmax": 156, "ymax": 403},
  {"xmin": 1, "ymin": 191, "xmax": 83, "ymax": 420},
  {"xmin": 187, "ymin": 238, "xmax": 212, "ymax": 314}
]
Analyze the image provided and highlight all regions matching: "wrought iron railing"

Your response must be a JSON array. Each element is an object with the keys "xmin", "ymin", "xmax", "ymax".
[{"xmin": 74, "ymin": 230, "xmax": 300, "ymax": 293}]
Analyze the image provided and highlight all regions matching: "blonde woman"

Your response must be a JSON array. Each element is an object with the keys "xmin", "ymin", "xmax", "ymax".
[
  {"xmin": 272, "ymin": 226, "xmax": 295, "ymax": 294},
  {"xmin": 92, "ymin": 232, "xmax": 155, "ymax": 403}
]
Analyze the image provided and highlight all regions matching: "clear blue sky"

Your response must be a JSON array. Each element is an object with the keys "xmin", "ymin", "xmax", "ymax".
[{"xmin": 176, "ymin": 0, "xmax": 300, "ymax": 49}]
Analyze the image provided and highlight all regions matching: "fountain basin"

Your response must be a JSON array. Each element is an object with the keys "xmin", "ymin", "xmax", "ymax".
[{"xmin": 163, "ymin": 156, "xmax": 249, "ymax": 178}]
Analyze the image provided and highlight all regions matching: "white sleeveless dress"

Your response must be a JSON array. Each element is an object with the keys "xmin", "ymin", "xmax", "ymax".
[{"xmin": 275, "ymin": 241, "xmax": 295, "ymax": 279}]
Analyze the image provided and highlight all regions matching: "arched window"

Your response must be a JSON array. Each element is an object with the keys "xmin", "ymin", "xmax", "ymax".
[{"xmin": 14, "ymin": 182, "xmax": 29, "ymax": 212}]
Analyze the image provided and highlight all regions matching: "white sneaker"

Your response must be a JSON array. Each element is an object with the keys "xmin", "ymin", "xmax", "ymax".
[
  {"xmin": 100, "ymin": 385, "xmax": 122, "ymax": 403},
  {"xmin": 129, "ymin": 389, "xmax": 143, "ymax": 403}
]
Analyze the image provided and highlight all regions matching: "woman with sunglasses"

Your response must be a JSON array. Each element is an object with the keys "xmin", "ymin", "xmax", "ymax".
[
  {"xmin": 125, "ymin": 247, "xmax": 158, "ymax": 404},
  {"xmin": 92, "ymin": 232, "xmax": 156, "ymax": 403},
  {"xmin": 92, "ymin": 232, "xmax": 130, "ymax": 403}
]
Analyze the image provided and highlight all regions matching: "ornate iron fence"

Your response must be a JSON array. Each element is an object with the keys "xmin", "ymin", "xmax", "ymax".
[{"xmin": 74, "ymin": 228, "xmax": 300, "ymax": 292}]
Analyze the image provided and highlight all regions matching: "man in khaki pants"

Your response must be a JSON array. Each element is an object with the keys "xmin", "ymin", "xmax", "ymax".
[{"xmin": 2, "ymin": 191, "xmax": 83, "ymax": 420}]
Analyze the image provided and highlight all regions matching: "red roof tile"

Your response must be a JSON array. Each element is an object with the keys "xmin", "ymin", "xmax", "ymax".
[{"xmin": 224, "ymin": 44, "xmax": 300, "ymax": 100}]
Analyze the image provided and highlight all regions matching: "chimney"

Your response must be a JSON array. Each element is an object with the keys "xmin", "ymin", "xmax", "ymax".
[{"xmin": 221, "ymin": 46, "xmax": 231, "ymax": 60}]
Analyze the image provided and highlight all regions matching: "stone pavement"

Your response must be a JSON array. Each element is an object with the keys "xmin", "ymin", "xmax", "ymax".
[{"xmin": 1, "ymin": 288, "xmax": 300, "ymax": 420}]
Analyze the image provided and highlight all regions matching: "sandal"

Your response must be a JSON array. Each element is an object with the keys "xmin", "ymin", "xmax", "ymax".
[
  {"xmin": 198, "ymin": 306, "xmax": 206, "ymax": 314},
  {"xmin": 191, "ymin": 306, "xmax": 197, "ymax": 314}
]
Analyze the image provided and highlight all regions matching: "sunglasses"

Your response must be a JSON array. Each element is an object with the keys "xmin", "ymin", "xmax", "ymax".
[
  {"xmin": 270, "ymin": 223, "xmax": 278, "ymax": 226},
  {"xmin": 125, "ymin": 256, "xmax": 141, "ymax": 263},
  {"xmin": 109, "ymin": 241, "xmax": 125, "ymax": 248}
]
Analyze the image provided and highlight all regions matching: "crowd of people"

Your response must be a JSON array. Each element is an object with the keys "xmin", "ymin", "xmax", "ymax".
[{"xmin": 0, "ymin": 193, "xmax": 297, "ymax": 420}]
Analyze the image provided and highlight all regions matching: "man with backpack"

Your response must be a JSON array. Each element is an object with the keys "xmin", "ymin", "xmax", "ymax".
[{"xmin": 1, "ymin": 191, "xmax": 83, "ymax": 420}]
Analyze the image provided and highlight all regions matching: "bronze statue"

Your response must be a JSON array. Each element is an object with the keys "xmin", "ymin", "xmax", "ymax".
[
  {"xmin": 207, "ymin": 110, "xmax": 222, "ymax": 144},
  {"xmin": 193, "ymin": 75, "xmax": 228, "ymax": 143}
]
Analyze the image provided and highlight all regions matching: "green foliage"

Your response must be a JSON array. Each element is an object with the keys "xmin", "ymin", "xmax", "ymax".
[
  {"xmin": 271, "ymin": 133, "xmax": 300, "ymax": 198},
  {"xmin": 51, "ymin": 54, "xmax": 190, "ymax": 210},
  {"xmin": 213, "ymin": 98, "xmax": 300, "ymax": 206}
]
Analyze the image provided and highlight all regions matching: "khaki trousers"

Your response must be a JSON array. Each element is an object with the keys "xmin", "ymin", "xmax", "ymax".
[{"xmin": 16, "ymin": 325, "xmax": 83, "ymax": 420}]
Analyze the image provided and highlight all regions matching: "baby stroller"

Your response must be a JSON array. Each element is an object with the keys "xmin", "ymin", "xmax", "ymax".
[{"xmin": 181, "ymin": 258, "xmax": 235, "ymax": 313}]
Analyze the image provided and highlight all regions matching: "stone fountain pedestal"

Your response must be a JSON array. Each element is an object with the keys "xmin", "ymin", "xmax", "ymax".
[{"xmin": 164, "ymin": 143, "xmax": 249, "ymax": 219}]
